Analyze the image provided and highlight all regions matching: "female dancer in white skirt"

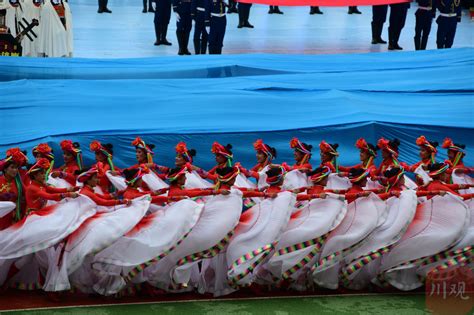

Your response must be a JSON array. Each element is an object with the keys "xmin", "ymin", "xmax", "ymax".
[
  {"xmin": 262, "ymin": 165, "xmax": 347, "ymax": 290},
  {"xmin": 379, "ymin": 163, "xmax": 473, "ymax": 290},
  {"xmin": 312, "ymin": 168, "xmax": 387, "ymax": 290}
]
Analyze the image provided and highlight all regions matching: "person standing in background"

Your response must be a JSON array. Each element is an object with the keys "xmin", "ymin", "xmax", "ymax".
[
  {"xmin": 414, "ymin": 0, "xmax": 435, "ymax": 50},
  {"xmin": 388, "ymin": 2, "xmax": 410, "ymax": 50},
  {"xmin": 371, "ymin": 4, "xmax": 388, "ymax": 44},
  {"xmin": 153, "ymin": 0, "xmax": 172, "ymax": 46},
  {"xmin": 237, "ymin": 2, "xmax": 253, "ymax": 28}
]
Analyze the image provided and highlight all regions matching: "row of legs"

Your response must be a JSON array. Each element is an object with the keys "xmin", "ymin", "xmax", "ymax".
[{"xmin": 372, "ymin": 4, "xmax": 459, "ymax": 50}]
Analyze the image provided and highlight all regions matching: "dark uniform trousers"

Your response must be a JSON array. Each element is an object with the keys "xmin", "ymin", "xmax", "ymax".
[
  {"xmin": 372, "ymin": 5, "xmax": 388, "ymax": 41},
  {"xmin": 388, "ymin": 3, "xmax": 409, "ymax": 46},
  {"xmin": 154, "ymin": 0, "xmax": 172, "ymax": 43}
]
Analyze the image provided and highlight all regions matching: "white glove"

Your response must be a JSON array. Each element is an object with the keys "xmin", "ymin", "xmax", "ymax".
[
  {"xmin": 175, "ymin": 12, "xmax": 181, "ymax": 22},
  {"xmin": 205, "ymin": 26, "xmax": 210, "ymax": 34}
]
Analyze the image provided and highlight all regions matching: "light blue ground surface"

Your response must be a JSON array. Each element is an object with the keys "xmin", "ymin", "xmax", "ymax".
[{"xmin": 70, "ymin": 0, "xmax": 474, "ymax": 58}]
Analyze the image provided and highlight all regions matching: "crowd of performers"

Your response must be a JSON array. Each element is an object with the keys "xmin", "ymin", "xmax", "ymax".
[
  {"xmin": 0, "ymin": 0, "xmax": 72, "ymax": 57},
  {"xmin": 148, "ymin": 0, "xmax": 473, "ymax": 55},
  {"xmin": 0, "ymin": 135, "xmax": 472, "ymax": 299}
]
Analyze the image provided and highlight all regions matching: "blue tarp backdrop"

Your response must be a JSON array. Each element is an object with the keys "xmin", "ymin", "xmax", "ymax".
[{"xmin": 0, "ymin": 48, "xmax": 473, "ymax": 170}]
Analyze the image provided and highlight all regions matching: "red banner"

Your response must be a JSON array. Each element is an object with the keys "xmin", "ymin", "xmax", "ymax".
[{"xmin": 237, "ymin": 0, "xmax": 410, "ymax": 6}]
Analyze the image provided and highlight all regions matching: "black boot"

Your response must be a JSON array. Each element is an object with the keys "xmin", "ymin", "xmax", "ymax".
[
  {"xmin": 414, "ymin": 36, "xmax": 421, "ymax": 50},
  {"xmin": 268, "ymin": 6, "xmax": 274, "ymax": 14},
  {"xmin": 154, "ymin": 23, "xmax": 161, "ymax": 45},
  {"xmin": 243, "ymin": 5, "xmax": 253, "ymax": 28},
  {"xmin": 371, "ymin": 22, "xmax": 378, "ymax": 44},
  {"xmin": 194, "ymin": 36, "xmax": 201, "ymax": 54},
  {"xmin": 348, "ymin": 6, "xmax": 354, "ymax": 14},
  {"xmin": 313, "ymin": 6, "xmax": 323, "ymax": 14},
  {"xmin": 160, "ymin": 25, "xmax": 172, "ymax": 45},
  {"xmin": 351, "ymin": 6, "xmax": 361, "ymax": 14},
  {"xmin": 376, "ymin": 23, "xmax": 387, "ymax": 44},
  {"xmin": 183, "ymin": 31, "xmax": 191, "ymax": 55},
  {"xmin": 420, "ymin": 35, "xmax": 428, "ymax": 50},
  {"xmin": 142, "ymin": 0, "xmax": 147, "ymax": 13},
  {"xmin": 274, "ymin": 6, "xmax": 283, "ymax": 14},
  {"xmin": 309, "ymin": 6, "xmax": 315, "ymax": 14},
  {"xmin": 98, "ymin": 0, "xmax": 104, "ymax": 13},
  {"xmin": 177, "ymin": 31, "xmax": 184, "ymax": 55},
  {"xmin": 237, "ymin": 8, "xmax": 244, "ymax": 28}
]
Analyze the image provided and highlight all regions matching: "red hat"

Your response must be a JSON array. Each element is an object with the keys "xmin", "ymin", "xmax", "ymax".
[
  {"xmin": 5, "ymin": 147, "xmax": 28, "ymax": 166},
  {"xmin": 60, "ymin": 140, "xmax": 83, "ymax": 169},
  {"xmin": 377, "ymin": 138, "xmax": 399, "ymax": 158},
  {"xmin": 319, "ymin": 140, "xmax": 339, "ymax": 156},
  {"xmin": 175, "ymin": 142, "xmax": 195, "ymax": 163},
  {"xmin": 77, "ymin": 167, "xmax": 99, "ymax": 183},
  {"xmin": 416, "ymin": 136, "xmax": 438, "ymax": 153},
  {"xmin": 253, "ymin": 139, "xmax": 275, "ymax": 160},
  {"xmin": 90, "ymin": 140, "xmax": 111, "ymax": 156},
  {"xmin": 442, "ymin": 138, "xmax": 465, "ymax": 152},
  {"xmin": 290, "ymin": 137, "xmax": 312, "ymax": 154},
  {"xmin": 132, "ymin": 137, "xmax": 154, "ymax": 164},
  {"xmin": 32, "ymin": 143, "xmax": 54, "ymax": 160},
  {"xmin": 355, "ymin": 138, "xmax": 377, "ymax": 156},
  {"xmin": 27, "ymin": 158, "xmax": 51, "ymax": 174},
  {"xmin": 211, "ymin": 142, "xmax": 233, "ymax": 166}
]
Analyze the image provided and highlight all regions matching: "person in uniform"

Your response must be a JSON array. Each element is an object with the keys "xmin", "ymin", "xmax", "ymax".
[
  {"xmin": 206, "ymin": 0, "xmax": 226, "ymax": 54},
  {"xmin": 191, "ymin": 0, "xmax": 208, "ymax": 54},
  {"xmin": 143, "ymin": 0, "xmax": 155, "ymax": 13},
  {"xmin": 173, "ymin": 0, "xmax": 193, "ymax": 55},
  {"xmin": 348, "ymin": 6, "xmax": 362, "ymax": 14},
  {"xmin": 371, "ymin": 5, "xmax": 388, "ymax": 44},
  {"xmin": 309, "ymin": 6, "xmax": 323, "ymax": 14},
  {"xmin": 435, "ymin": 0, "xmax": 462, "ymax": 48},
  {"xmin": 414, "ymin": 0, "xmax": 435, "ymax": 50},
  {"xmin": 237, "ymin": 2, "xmax": 253, "ymax": 28},
  {"xmin": 153, "ymin": 0, "xmax": 172, "ymax": 46},
  {"xmin": 388, "ymin": 2, "xmax": 410, "ymax": 50},
  {"xmin": 268, "ymin": 5, "xmax": 283, "ymax": 14}
]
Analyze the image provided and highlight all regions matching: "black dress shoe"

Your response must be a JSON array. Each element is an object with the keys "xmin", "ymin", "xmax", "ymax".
[
  {"xmin": 371, "ymin": 38, "xmax": 378, "ymax": 44},
  {"xmin": 388, "ymin": 44, "xmax": 396, "ymax": 50},
  {"xmin": 275, "ymin": 8, "xmax": 283, "ymax": 14},
  {"xmin": 377, "ymin": 38, "xmax": 387, "ymax": 44},
  {"xmin": 154, "ymin": 41, "xmax": 161, "ymax": 46},
  {"xmin": 142, "ymin": 8, "xmax": 147, "ymax": 13},
  {"xmin": 160, "ymin": 39, "xmax": 172, "ymax": 46},
  {"xmin": 314, "ymin": 8, "xmax": 323, "ymax": 14},
  {"xmin": 268, "ymin": 7, "xmax": 274, "ymax": 14},
  {"xmin": 353, "ymin": 9, "xmax": 362, "ymax": 14},
  {"xmin": 184, "ymin": 49, "xmax": 191, "ymax": 55},
  {"xmin": 244, "ymin": 22, "xmax": 254, "ymax": 28},
  {"xmin": 394, "ymin": 44, "xmax": 403, "ymax": 50},
  {"xmin": 98, "ymin": 9, "xmax": 104, "ymax": 13},
  {"xmin": 237, "ymin": 23, "xmax": 243, "ymax": 28},
  {"xmin": 103, "ymin": 8, "xmax": 112, "ymax": 13}
]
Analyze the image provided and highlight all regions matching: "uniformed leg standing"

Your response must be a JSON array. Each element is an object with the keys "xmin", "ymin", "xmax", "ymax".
[
  {"xmin": 371, "ymin": 5, "xmax": 388, "ymax": 44},
  {"xmin": 388, "ymin": 2, "xmax": 409, "ymax": 50},
  {"xmin": 238, "ymin": 3, "xmax": 253, "ymax": 28},
  {"xmin": 436, "ymin": 0, "xmax": 462, "ymax": 49},
  {"xmin": 174, "ymin": 0, "xmax": 193, "ymax": 55},
  {"xmin": 208, "ymin": 0, "xmax": 226, "ymax": 54},
  {"xmin": 414, "ymin": 4, "xmax": 434, "ymax": 50},
  {"xmin": 192, "ymin": 3, "xmax": 208, "ymax": 54}
]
